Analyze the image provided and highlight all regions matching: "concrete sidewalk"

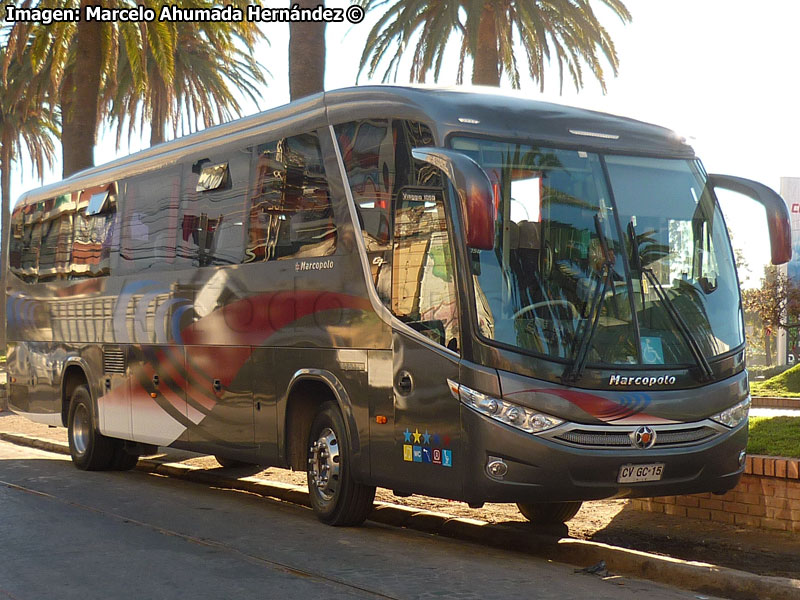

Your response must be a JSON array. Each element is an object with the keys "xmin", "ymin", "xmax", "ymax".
[{"xmin": 2, "ymin": 409, "xmax": 799, "ymax": 600}]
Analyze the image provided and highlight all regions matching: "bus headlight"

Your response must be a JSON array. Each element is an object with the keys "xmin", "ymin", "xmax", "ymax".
[
  {"xmin": 710, "ymin": 396, "xmax": 751, "ymax": 428},
  {"xmin": 448, "ymin": 380, "xmax": 563, "ymax": 434}
]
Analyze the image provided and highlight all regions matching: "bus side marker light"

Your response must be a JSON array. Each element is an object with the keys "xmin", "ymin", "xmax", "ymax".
[
  {"xmin": 150, "ymin": 392, "xmax": 158, "ymax": 399},
  {"xmin": 376, "ymin": 415, "xmax": 388, "ymax": 424}
]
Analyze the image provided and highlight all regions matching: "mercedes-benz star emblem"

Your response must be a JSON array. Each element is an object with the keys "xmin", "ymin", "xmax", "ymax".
[{"xmin": 630, "ymin": 426, "xmax": 657, "ymax": 449}]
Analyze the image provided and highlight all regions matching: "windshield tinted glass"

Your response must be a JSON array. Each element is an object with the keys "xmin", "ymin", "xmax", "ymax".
[
  {"xmin": 607, "ymin": 156, "xmax": 744, "ymax": 362},
  {"xmin": 451, "ymin": 137, "xmax": 743, "ymax": 367}
]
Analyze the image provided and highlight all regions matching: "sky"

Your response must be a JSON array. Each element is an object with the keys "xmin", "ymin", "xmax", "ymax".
[{"xmin": 8, "ymin": 0, "xmax": 800, "ymax": 287}]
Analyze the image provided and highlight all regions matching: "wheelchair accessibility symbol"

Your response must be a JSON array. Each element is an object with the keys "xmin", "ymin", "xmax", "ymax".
[{"xmin": 641, "ymin": 336, "xmax": 664, "ymax": 364}]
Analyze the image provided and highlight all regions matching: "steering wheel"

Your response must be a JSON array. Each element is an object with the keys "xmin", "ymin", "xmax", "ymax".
[{"xmin": 512, "ymin": 299, "xmax": 580, "ymax": 321}]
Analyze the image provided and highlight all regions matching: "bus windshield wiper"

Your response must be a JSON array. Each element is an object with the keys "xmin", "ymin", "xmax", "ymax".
[
  {"xmin": 627, "ymin": 221, "xmax": 714, "ymax": 381},
  {"xmin": 562, "ymin": 215, "xmax": 614, "ymax": 384}
]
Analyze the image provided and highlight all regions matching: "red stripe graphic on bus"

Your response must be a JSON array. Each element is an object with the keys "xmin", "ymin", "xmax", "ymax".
[
  {"xmin": 121, "ymin": 290, "xmax": 371, "ymax": 439},
  {"xmin": 506, "ymin": 388, "xmax": 679, "ymax": 424}
]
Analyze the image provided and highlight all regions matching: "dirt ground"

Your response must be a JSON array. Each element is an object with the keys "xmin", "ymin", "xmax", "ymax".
[{"xmin": 2, "ymin": 409, "xmax": 799, "ymax": 580}]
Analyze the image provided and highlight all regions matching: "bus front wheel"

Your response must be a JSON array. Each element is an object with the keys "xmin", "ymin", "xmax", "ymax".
[
  {"xmin": 67, "ymin": 385, "xmax": 116, "ymax": 471},
  {"xmin": 306, "ymin": 402, "xmax": 375, "ymax": 526},
  {"xmin": 516, "ymin": 501, "xmax": 583, "ymax": 524}
]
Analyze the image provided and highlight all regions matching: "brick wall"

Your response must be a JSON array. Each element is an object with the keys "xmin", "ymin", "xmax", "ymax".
[
  {"xmin": 751, "ymin": 396, "xmax": 800, "ymax": 410},
  {"xmin": 630, "ymin": 456, "xmax": 800, "ymax": 532}
]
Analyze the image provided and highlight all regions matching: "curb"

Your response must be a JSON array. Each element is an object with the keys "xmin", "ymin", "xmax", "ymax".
[
  {"xmin": 3, "ymin": 432, "xmax": 800, "ymax": 600},
  {"xmin": 751, "ymin": 396, "xmax": 800, "ymax": 410}
]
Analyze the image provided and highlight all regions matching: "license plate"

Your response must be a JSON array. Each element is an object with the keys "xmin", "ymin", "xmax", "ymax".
[{"xmin": 617, "ymin": 463, "xmax": 665, "ymax": 483}]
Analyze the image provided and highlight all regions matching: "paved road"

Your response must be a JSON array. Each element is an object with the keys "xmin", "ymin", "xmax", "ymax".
[{"xmin": 0, "ymin": 441, "xmax": 722, "ymax": 600}]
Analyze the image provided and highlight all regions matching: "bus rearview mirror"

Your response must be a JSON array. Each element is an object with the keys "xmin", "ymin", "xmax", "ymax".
[
  {"xmin": 411, "ymin": 147, "xmax": 495, "ymax": 250},
  {"xmin": 708, "ymin": 174, "xmax": 792, "ymax": 265}
]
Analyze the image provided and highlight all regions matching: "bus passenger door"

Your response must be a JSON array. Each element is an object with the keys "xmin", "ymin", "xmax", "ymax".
[
  {"xmin": 383, "ymin": 186, "xmax": 464, "ymax": 498},
  {"xmin": 389, "ymin": 332, "xmax": 462, "ymax": 497}
]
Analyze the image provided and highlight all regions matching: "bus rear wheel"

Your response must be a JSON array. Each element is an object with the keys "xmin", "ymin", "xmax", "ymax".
[
  {"xmin": 68, "ymin": 385, "xmax": 116, "ymax": 471},
  {"xmin": 516, "ymin": 501, "xmax": 583, "ymax": 524},
  {"xmin": 307, "ymin": 402, "xmax": 375, "ymax": 526}
]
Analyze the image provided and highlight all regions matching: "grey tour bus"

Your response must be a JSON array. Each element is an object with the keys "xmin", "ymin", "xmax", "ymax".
[{"xmin": 5, "ymin": 86, "xmax": 790, "ymax": 526}]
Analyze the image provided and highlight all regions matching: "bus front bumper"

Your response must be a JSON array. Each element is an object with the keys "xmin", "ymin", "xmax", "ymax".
[{"xmin": 460, "ymin": 405, "xmax": 747, "ymax": 505}]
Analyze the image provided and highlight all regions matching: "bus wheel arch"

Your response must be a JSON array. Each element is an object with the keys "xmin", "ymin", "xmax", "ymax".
[
  {"xmin": 284, "ymin": 374, "xmax": 360, "ymax": 472},
  {"xmin": 62, "ymin": 363, "xmax": 91, "ymax": 427},
  {"xmin": 61, "ymin": 362, "xmax": 140, "ymax": 472}
]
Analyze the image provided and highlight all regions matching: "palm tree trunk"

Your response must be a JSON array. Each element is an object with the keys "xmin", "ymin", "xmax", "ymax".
[
  {"xmin": 1, "ymin": 141, "xmax": 11, "ymax": 362},
  {"xmin": 289, "ymin": 0, "xmax": 326, "ymax": 100},
  {"xmin": 150, "ymin": 78, "xmax": 168, "ymax": 146},
  {"xmin": 150, "ymin": 120, "xmax": 165, "ymax": 146},
  {"xmin": 61, "ymin": 2, "xmax": 103, "ymax": 177},
  {"xmin": 472, "ymin": 3, "xmax": 501, "ymax": 86}
]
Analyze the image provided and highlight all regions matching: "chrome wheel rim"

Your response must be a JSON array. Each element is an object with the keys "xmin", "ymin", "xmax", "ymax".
[
  {"xmin": 72, "ymin": 404, "xmax": 91, "ymax": 456},
  {"xmin": 308, "ymin": 427, "xmax": 340, "ymax": 501}
]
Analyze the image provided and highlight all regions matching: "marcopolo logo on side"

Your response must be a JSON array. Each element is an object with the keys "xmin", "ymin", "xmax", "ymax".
[
  {"xmin": 296, "ymin": 259, "xmax": 334, "ymax": 272},
  {"xmin": 608, "ymin": 374, "xmax": 677, "ymax": 387}
]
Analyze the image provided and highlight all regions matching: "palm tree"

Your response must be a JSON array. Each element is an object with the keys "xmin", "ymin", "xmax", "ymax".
[
  {"xmin": 3, "ymin": 1, "xmax": 174, "ymax": 176},
  {"xmin": 3, "ymin": 0, "xmax": 266, "ymax": 175},
  {"xmin": 289, "ymin": 0, "xmax": 326, "ymax": 100},
  {"xmin": 358, "ymin": 0, "xmax": 631, "ymax": 91},
  {"xmin": 0, "ymin": 45, "xmax": 59, "ymax": 355},
  {"xmin": 107, "ymin": 11, "xmax": 266, "ymax": 146}
]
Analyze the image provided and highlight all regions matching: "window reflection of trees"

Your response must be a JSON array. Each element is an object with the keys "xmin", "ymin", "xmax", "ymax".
[
  {"xmin": 11, "ymin": 186, "xmax": 118, "ymax": 282},
  {"xmin": 245, "ymin": 133, "xmax": 336, "ymax": 263}
]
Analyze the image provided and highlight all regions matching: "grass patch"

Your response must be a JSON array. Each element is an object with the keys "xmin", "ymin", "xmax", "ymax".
[
  {"xmin": 749, "ymin": 362, "xmax": 800, "ymax": 398},
  {"xmin": 748, "ymin": 416, "xmax": 800, "ymax": 458}
]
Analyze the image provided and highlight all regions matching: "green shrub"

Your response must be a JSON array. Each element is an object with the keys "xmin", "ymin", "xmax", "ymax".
[
  {"xmin": 747, "ymin": 364, "xmax": 791, "ymax": 380},
  {"xmin": 748, "ymin": 417, "xmax": 800, "ymax": 458},
  {"xmin": 749, "ymin": 362, "xmax": 800, "ymax": 397}
]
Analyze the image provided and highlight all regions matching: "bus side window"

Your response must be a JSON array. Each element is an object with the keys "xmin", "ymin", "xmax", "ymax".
[
  {"xmin": 181, "ymin": 147, "xmax": 250, "ymax": 267},
  {"xmin": 391, "ymin": 181, "xmax": 460, "ymax": 353},
  {"xmin": 71, "ymin": 185, "xmax": 118, "ymax": 278},
  {"xmin": 38, "ymin": 194, "xmax": 76, "ymax": 281},
  {"xmin": 9, "ymin": 205, "xmax": 25, "ymax": 279},
  {"xmin": 120, "ymin": 170, "xmax": 180, "ymax": 272},
  {"xmin": 334, "ymin": 118, "xmax": 434, "ymax": 308},
  {"xmin": 18, "ymin": 203, "xmax": 42, "ymax": 282},
  {"xmin": 334, "ymin": 120, "xmax": 393, "ymax": 302},
  {"xmin": 245, "ymin": 132, "xmax": 336, "ymax": 262}
]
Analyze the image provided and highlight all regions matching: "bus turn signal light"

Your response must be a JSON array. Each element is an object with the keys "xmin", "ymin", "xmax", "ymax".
[{"xmin": 375, "ymin": 416, "xmax": 388, "ymax": 424}]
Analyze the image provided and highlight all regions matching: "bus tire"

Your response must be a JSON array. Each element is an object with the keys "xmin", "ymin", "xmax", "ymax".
[
  {"xmin": 111, "ymin": 446, "xmax": 140, "ymax": 471},
  {"xmin": 516, "ymin": 501, "xmax": 583, "ymax": 524},
  {"xmin": 307, "ymin": 402, "xmax": 375, "ymax": 526},
  {"xmin": 67, "ymin": 384, "xmax": 115, "ymax": 471}
]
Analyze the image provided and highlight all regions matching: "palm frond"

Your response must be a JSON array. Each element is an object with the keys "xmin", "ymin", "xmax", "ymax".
[{"xmin": 360, "ymin": 0, "xmax": 630, "ymax": 91}]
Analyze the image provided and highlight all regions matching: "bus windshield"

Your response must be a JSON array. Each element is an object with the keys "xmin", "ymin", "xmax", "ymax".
[{"xmin": 451, "ymin": 137, "xmax": 743, "ymax": 368}]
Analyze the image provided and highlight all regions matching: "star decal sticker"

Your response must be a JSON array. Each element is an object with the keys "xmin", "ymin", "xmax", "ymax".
[
  {"xmin": 412, "ymin": 428, "xmax": 422, "ymax": 443},
  {"xmin": 422, "ymin": 430, "xmax": 431, "ymax": 445},
  {"xmin": 403, "ymin": 428, "xmax": 412, "ymax": 443}
]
